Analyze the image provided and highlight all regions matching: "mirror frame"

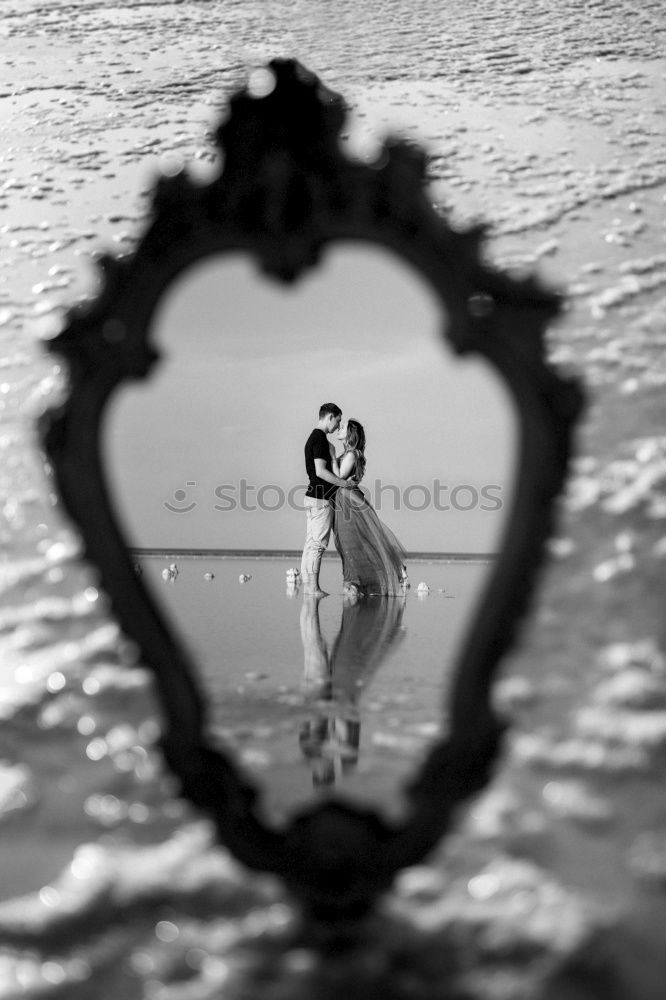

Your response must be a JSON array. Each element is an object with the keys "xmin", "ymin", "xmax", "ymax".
[{"xmin": 39, "ymin": 59, "xmax": 583, "ymax": 918}]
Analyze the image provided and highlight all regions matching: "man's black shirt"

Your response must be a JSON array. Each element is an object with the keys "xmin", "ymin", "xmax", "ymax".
[{"xmin": 304, "ymin": 428, "xmax": 337, "ymax": 501}]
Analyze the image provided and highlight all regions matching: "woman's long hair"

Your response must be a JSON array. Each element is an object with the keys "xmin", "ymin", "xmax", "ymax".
[{"xmin": 345, "ymin": 418, "xmax": 366, "ymax": 479}]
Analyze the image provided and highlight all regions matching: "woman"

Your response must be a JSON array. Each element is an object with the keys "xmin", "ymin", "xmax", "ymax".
[{"xmin": 330, "ymin": 419, "xmax": 407, "ymax": 596}]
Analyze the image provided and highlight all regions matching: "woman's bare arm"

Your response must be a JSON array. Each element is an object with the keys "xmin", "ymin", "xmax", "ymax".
[
  {"xmin": 314, "ymin": 457, "xmax": 355, "ymax": 488},
  {"xmin": 338, "ymin": 451, "xmax": 356, "ymax": 480}
]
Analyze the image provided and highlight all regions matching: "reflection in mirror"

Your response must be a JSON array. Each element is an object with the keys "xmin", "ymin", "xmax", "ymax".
[{"xmin": 104, "ymin": 244, "xmax": 516, "ymax": 823}]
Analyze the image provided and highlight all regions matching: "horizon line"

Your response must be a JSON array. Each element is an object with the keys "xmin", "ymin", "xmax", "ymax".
[{"xmin": 129, "ymin": 547, "xmax": 497, "ymax": 562}]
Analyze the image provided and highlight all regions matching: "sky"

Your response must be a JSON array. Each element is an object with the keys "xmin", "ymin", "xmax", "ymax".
[{"xmin": 104, "ymin": 243, "xmax": 516, "ymax": 553}]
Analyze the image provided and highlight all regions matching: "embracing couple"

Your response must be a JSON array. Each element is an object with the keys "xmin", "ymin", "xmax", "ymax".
[{"xmin": 301, "ymin": 402, "xmax": 407, "ymax": 598}]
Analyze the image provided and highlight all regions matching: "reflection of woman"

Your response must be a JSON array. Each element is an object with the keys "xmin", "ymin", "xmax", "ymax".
[{"xmin": 331, "ymin": 419, "xmax": 407, "ymax": 596}]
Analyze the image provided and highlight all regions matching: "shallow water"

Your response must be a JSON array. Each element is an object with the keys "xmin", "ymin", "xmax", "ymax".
[
  {"xmin": 1, "ymin": 1, "xmax": 666, "ymax": 997},
  {"xmin": 134, "ymin": 556, "xmax": 488, "ymax": 824}
]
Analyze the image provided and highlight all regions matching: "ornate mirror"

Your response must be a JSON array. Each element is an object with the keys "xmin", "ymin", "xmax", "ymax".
[{"xmin": 39, "ymin": 60, "xmax": 583, "ymax": 917}]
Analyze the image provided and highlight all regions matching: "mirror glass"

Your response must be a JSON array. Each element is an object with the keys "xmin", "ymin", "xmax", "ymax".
[{"xmin": 103, "ymin": 244, "xmax": 516, "ymax": 824}]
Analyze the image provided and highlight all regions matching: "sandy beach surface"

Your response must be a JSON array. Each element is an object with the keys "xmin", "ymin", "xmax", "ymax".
[{"xmin": 1, "ymin": 2, "xmax": 666, "ymax": 997}]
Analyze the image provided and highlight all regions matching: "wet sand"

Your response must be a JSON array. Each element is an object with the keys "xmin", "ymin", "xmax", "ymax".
[{"xmin": 1, "ymin": 2, "xmax": 666, "ymax": 997}]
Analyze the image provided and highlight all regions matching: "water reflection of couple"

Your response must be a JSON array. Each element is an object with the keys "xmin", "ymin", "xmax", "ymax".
[
  {"xmin": 301, "ymin": 403, "xmax": 407, "ymax": 597},
  {"xmin": 299, "ymin": 592, "xmax": 406, "ymax": 786}
]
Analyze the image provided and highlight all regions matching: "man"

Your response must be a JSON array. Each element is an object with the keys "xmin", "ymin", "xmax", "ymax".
[{"xmin": 301, "ymin": 402, "xmax": 355, "ymax": 597}]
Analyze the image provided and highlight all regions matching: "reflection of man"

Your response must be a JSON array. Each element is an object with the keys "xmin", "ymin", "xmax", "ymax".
[
  {"xmin": 301, "ymin": 403, "xmax": 354, "ymax": 597},
  {"xmin": 299, "ymin": 596, "xmax": 361, "ymax": 788}
]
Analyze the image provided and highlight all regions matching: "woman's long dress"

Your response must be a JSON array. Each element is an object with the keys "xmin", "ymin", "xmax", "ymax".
[{"xmin": 333, "ymin": 469, "xmax": 407, "ymax": 595}]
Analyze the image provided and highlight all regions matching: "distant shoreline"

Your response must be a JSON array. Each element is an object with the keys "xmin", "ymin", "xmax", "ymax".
[{"xmin": 130, "ymin": 548, "xmax": 497, "ymax": 563}]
